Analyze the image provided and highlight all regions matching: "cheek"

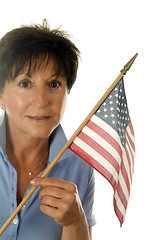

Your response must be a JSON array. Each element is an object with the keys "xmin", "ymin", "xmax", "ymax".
[
  {"xmin": 60, "ymin": 94, "xmax": 67, "ymax": 117},
  {"xmin": 55, "ymin": 93, "xmax": 67, "ymax": 121},
  {"xmin": 4, "ymin": 93, "xmax": 28, "ymax": 115}
]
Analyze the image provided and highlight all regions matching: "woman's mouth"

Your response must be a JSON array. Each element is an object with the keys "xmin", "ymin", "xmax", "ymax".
[{"xmin": 27, "ymin": 116, "xmax": 50, "ymax": 122}]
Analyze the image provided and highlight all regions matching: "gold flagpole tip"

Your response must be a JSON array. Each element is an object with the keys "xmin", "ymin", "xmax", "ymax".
[{"xmin": 120, "ymin": 53, "xmax": 138, "ymax": 75}]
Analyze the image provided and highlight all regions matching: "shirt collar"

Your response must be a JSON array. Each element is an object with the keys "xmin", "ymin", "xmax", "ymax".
[{"xmin": 48, "ymin": 124, "xmax": 72, "ymax": 163}]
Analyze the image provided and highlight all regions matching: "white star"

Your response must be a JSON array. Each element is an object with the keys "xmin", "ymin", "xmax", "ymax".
[
  {"xmin": 108, "ymin": 95, "xmax": 112, "ymax": 99},
  {"xmin": 103, "ymin": 108, "xmax": 107, "ymax": 112},
  {"xmin": 104, "ymin": 114, "xmax": 108, "ymax": 118},
  {"xmin": 103, "ymin": 102, "xmax": 107, "ymax": 106},
  {"xmin": 111, "ymin": 113, "xmax": 115, "ymax": 118},
  {"xmin": 112, "ymin": 120, "xmax": 116, "ymax": 125},
  {"xmin": 109, "ymin": 101, "xmax": 113, "ymax": 105},
  {"xmin": 115, "ymin": 87, "xmax": 118, "ymax": 91},
  {"xmin": 110, "ymin": 107, "xmax": 114, "ymax": 111},
  {"xmin": 115, "ymin": 93, "xmax": 118, "ymax": 97}
]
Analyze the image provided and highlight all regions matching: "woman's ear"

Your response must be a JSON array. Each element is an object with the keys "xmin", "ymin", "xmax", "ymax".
[
  {"xmin": 0, "ymin": 94, "xmax": 6, "ymax": 110},
  {"xmin": 0, "ymin": 105, "xmax": 5, "ymax": 110}
]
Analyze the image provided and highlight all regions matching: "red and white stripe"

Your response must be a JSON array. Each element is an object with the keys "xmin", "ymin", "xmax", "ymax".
[{"xmin": 69, "ymin": 114, "xmax": 135, "ymax": 226}]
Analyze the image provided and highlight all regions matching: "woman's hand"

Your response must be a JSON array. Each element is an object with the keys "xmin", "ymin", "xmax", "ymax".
[{"xmin": 30, "ymin": 177, "xmax": 90, "ymax": 240}]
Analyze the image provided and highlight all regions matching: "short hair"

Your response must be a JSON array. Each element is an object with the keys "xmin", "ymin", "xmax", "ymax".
[{"xmin": 0, "ymin": 19, "xmax": 80, "ymax": 92}]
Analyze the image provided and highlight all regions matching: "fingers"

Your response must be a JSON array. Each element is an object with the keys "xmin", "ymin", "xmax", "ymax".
[
  {"xmin": 30, "ymin": 177, "xmax": 77, "ymax": 193},
  {"xmin": 30, "ymin": 177, "xmax": 81, "ymax": 226},
  {"xmin": 30, "ymin": 177, "xmax": 77, "ymax": 202}
]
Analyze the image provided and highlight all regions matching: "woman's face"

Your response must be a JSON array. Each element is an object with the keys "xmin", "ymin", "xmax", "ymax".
[{"xmin": 0, "ymin": 60, "xmax": 68, "ymax": 140}]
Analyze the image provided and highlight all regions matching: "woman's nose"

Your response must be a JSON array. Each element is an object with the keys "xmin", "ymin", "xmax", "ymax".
[{"xmin": 31, "ymin": 87, "xmax": 49, "ymax": 108}]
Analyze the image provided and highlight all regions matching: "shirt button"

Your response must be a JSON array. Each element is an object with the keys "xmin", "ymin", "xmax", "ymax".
[
  {"xmin": 13, "ymin": 219, "xmax": 18, "ymax": 225},
  {"xmin": 22, "ymin": 205, "xmax": 26, "ymax": 210}
]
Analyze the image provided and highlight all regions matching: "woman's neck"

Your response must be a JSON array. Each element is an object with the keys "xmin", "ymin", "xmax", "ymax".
[{"xmin": 6, "ymin": 132, "xmax": 50, "ymax": 167}]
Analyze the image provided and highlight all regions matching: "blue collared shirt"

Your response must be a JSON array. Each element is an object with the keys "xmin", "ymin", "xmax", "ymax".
[{"xmin": 0, "ymin": 113, "xmax": 96, "ymax": 240}]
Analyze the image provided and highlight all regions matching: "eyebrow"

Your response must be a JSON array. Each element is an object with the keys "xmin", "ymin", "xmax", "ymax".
[{"xmin": 19, "ymin": 72, "xmax": 58, "ymax": 78}]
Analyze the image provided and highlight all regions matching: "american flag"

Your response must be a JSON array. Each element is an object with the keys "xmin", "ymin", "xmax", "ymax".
[{"xmin": 69, "ymin": 77, "xmax": 135, "ymax": 226}]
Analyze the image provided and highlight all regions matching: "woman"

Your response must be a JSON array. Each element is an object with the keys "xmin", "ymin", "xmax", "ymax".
[{"xmin": 0, "ymin": 20, "xmax": 96, "ymax": 240}]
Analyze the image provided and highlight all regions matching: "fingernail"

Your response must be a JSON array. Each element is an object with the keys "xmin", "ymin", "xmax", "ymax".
[{"xmin": 30, "ymin": 179, "xmax": 36, "ymax": 185}]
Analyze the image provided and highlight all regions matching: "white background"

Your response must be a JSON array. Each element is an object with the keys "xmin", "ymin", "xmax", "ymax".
[{"xmin": 0, "ymin": 0, "xmax": 159, "ymax": 239}]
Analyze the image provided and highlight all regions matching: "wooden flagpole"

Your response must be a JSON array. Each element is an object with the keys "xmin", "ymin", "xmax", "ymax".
[{"xmin": 0, "ymin": 53, "xmax": 138, "ymax": 236}]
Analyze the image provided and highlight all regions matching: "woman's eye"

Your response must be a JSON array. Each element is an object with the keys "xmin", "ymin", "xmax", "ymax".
[
  {"xmin": 49, "ymin": 80, "xmax": 61, "ymax": 89},
  {"xmin": 19, "ymin": 80, "xmax": 31, "ymax": 88}
]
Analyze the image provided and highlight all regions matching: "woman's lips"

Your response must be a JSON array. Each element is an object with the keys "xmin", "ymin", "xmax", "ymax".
[{"xmin": 27, "ymin": 116, "xmax": 50, "ymax": 122}]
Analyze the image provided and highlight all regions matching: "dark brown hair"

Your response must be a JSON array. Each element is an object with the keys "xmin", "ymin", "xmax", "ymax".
[{"xmin": 0, "ymin": 19, "xmax": 80, "ymax": 92}]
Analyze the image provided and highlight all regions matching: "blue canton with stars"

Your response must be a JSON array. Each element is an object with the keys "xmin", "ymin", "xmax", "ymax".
[{"xmin": 95, "ymin": 78, "xmax": 130, "ymax": 148}]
